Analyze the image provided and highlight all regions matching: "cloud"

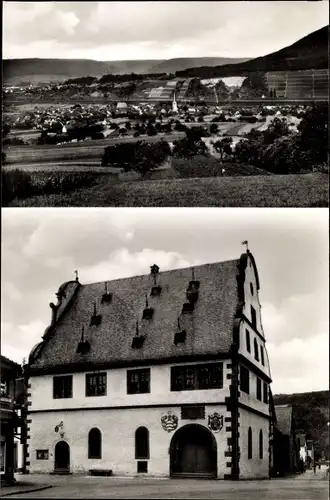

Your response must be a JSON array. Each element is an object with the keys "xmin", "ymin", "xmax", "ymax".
[
  {"xmin": 1, "ymin": 207, "xmax": 328, "ymax": 394},
  {"xmin": 80, "ymin": 247, "xmax": 200, "ymax": 283},
  {"xmin": 3, "ymin": 1, "xmax": 328, "ymax": 59},
  {"xmin": 268, "ymin": 334, "xmax": 329, "ymax": 394}
]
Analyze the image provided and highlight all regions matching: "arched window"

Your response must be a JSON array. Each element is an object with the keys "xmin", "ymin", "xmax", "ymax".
[
  {"xmin": 254, "ymin": 339, "xmax": 259, "ymax": 361},
  {"xmin": 135, "ymin": 426, "xmax": 149, "ymax": 459},
  {"xmin": 259, "ymin": 429, "xmax": 263, "ymax": 459},
  {"xmin": 88, "ymin": 428, "xmax": 102, "ymax": 459},
  {"xmin": 248, "ymin": 427, "xmax": 252, "ymax": 459}
]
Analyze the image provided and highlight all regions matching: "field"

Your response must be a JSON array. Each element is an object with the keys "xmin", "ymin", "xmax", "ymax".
[{"xmin": 8, "ymin": 173, "xmax": 327, "ymax": 207}]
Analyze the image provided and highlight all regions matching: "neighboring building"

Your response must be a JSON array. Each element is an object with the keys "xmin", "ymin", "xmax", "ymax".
[
  {"xmin": 0, "ymin": 356, "xmax": 25, "ymax": 484},
  {"xmin": 25, "ymin": 250, "xmax": 272, "ymax": 479},
  {"xmin": 272, "ymin": 405, "xmax": 299, "ymax": 476},
  {"xmin": 296, "ymin": 432, "xmax": 308, "ymax": 463},
  {"xmin": 306, "ymin": 439, "xmax": 315, "ymax": 467}
]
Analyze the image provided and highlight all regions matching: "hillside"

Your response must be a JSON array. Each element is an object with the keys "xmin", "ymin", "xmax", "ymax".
[
  {"xmin": 176, "ymin": 25, "xmax": 329, "ymax": 78},
  {"xmin": 273, "ymin": 390, "xmax": 329, "ymax": 460},
  {"xmin": 148, "ymin": 57, "xmax": 251, "ymax": 74},
  {"xmin": 3, "ymin": 56, "xmax": 250, "ymax": 86}
]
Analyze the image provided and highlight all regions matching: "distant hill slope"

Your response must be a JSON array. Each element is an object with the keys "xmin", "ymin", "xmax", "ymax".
[
  {"xmin": 3, "ymin": 56, "xmax": 250, "ymax": 85},
  {"xmin": 148, "ymin": 57, "xmax": 251, "ymax": 74},
  {"xmin": 176, "ymin": 25, "xmax": 329, "ymax": 78},
  {"xmin": 273, "ymin": 390, "xmax": 329, "ymax": 459},
  {"xmin": 273, "ymin": 390, "xmax": 329, "ymax": 410}
]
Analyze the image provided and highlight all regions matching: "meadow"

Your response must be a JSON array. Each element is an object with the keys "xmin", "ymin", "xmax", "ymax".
[{"xmin": 7, "ymin": 171, "xmax": 327, "ymax": 208}]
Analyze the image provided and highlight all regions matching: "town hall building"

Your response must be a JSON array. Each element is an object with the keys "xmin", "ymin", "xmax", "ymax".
[{"xmin": 25, "ymin": 250, "xmax": 272, "ymax": 479}]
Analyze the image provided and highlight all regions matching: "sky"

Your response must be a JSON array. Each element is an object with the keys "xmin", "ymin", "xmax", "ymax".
[
  {"xmin": 1, "ymin": 207, "xmax": 328, "ymax": 395},
  {"xmin": 3, "ymin": 1, "xmax": 328, "ymax": 61}
]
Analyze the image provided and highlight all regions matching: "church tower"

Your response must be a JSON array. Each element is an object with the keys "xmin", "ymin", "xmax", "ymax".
[{"xmin": 172, "ymin": 91, "xmax": 178, "ymax": 113}]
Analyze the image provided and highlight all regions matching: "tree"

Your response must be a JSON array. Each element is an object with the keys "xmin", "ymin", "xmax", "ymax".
[
  {"xmin": 263, "ymin": 117, "xmax": 290, "ymax": 145},
  {"xmin": 213, "ymin": 137, "xmax": 233, "ymax": 160},
  {"xmin": 210, "ymin": 123, "xmax": 218, "ymax": 135},
  {"xmin": 101, "ymin": 140, "xmax": 171, "ymax": 176},
  {"xmin": 172, "ymin": 128, "xmax": 208, "ymax": 159},
  {"xmin": 297, "ymin": 103, "xmax": 327, "ymax": 165}
]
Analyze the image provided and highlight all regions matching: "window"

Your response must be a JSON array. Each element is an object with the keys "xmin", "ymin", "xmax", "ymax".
[
  {"xmin": 250, "ymin": 283, "xmax": 254, "ymax": 295},
  {"xmin": 259, "ymin": 430, "xmax": 263, "ymax": 459},
  {"xmin": 263, "ymin": 382, "xmax": 268, "ymax": 404},
  {"xmin": 171, "ymin": 363, "xmax": 223, "ymax": 391},
  {"xmin": 0, "ymin": 380, "xmax": 8, "ymax": 397},
  {"xmin": 240, "ymin": 365, "xmax": 250, "ymax": 394},
  {"xmin": 260, "ymin": 345, "xmax": 265, "ymax": 366},
  {"xmin": 251, "ymin": 306, "xmax": 257, "ymax": 329},
  {"xmin": 127, "ymin": 369, "xmax": 150, "ymax": 394},
  {"xmin": 36, "ymin": 450, "xmax": 49, "ymax": 460},
  {"xmin": 53, "ymin": 375, "xmax": 72, "ymax": 399},
  {"xmin": 248, "ymin": 427, "xmax": 252, "ymax": 459},
  {"xmin": 135, "ymin": 427, "xmax": 149, "ymax": 459},
  {"xmin": 256, "ymin": 377, "xmax": 262, "ymax": 401},
  {"xmin": 88, "ymin": 428, "xmax": 102, "ymax": 459},
  {"xmin": 254, "ymin": 338, "xmax": 259, "ymax": 361},
  {"xmin": 245, "ymin": 329, "xmax": 251, "ymax": 353},
  {"xmin": 86, "ymin": 373, "xmax": 107, "ymax": 397},
  {"xmin": 137, "ymin": 461, "xmax": 148, "ymax": 473}
]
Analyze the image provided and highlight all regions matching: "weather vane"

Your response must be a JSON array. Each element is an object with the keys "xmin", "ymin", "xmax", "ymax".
[{"xmin": 241, "ymin": 240, "xmax": 249, "ymax": 251}]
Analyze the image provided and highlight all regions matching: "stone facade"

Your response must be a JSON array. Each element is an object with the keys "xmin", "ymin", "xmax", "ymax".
[{"xmin": 26, "ymin": 251, "xmax": 273, "ymax": 479}]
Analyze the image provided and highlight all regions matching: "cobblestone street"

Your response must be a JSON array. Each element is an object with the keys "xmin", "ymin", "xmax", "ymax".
[{"xmin": 1, "ymin": 468, "xmax": 328, "ymax": 499}]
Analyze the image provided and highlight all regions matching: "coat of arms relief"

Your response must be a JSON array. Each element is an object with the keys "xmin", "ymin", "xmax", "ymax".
[
  {"xmin": 161, "ymin": 411, "xmax": 178, "ymax": 432},
  {"xmin": 207, "ymin": 413, "xmax": 223, "ymax": 433}
]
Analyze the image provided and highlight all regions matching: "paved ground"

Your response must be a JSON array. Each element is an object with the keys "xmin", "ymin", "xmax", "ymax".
[{"xmin": 1, "ymin": 468, "xmax": 328, "ymax": 499}]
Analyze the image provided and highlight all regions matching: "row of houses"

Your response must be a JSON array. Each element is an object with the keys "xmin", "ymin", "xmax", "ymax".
[{"xmin": 0, "ymin": 250, "xmax": 317, "ymax": 482}]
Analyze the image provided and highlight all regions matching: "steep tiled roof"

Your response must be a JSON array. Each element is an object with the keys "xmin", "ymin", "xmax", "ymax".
[
  {"xmin": 29, "ymin": 258, "xmax": 243, "ymax": 373},
  {"xmin": 275, "ymin": 405, "xmax": 293, "ymax": 435}
]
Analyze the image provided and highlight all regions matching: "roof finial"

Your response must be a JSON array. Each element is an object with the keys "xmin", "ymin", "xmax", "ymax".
[
  {"xmin": 192, "ymin": 267, "xmax": 195, "ymax": 281},
  {"xmin": 150, "ymin": 264, "xmax": 160, "ymax": 284},
  {"xmin": 74, "ymin": 270, "xmax": 79, "ymax": 282},
  {"xmin": 104, "ymin": 282, "xmax": 108, "ymax": 293},
  {"xmin": 241, "ymin": 240, "xmax": 249, "ymax": 252}
]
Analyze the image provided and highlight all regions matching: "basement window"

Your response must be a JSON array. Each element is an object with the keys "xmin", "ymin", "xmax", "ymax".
[
  {"xmin": 137, "ymin": 461, "xmax": 148, "ymax": 473},
  {"xmin": 36, "ymin": 450, "xmax": 49, "ymax": 460}
]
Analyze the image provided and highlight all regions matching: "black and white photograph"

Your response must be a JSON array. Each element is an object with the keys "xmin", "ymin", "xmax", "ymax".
[
  {"xmin": 0, "ymin": 208, "xmax": 329, "ymax": 498},
  {"xmin": 2, "ymin": 1, "xmax": 328, "ymax": 207},
  {"xmin": 1, "ymin": 0, "xmax": 329, "ymax": 499}
]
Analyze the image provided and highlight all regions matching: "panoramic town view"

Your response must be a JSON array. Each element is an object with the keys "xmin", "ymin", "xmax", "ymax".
[
  {"xmin": 2, "ymin": 2, "xmax": 328, "ymax": 207},
  {"xmin": 1, "ymin": 2, "xmax": 329, "ymax": 500}
]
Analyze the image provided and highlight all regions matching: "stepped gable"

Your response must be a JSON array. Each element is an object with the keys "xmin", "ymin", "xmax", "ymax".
[{"xmin": 27, "ymin": 256, "xmax": 254, "ymax": 374}]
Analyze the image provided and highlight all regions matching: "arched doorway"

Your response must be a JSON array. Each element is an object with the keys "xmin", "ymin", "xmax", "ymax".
[
  {"xmin": 170, "ymin": 424, "xmax": 217, "ymax": 478},
  {"xmin": 54, "ymin": 441, "xmax": 70, "ymax": 472}
]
